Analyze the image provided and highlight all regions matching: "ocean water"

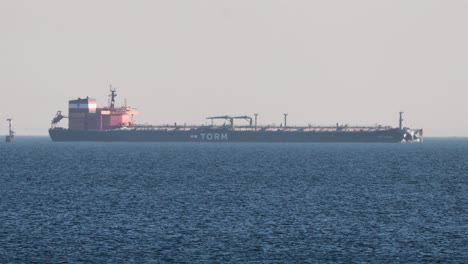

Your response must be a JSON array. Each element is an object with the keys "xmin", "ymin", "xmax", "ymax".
[{"xmin": 0, "ymin": 137, "xmax": 467, "ymax": 263}]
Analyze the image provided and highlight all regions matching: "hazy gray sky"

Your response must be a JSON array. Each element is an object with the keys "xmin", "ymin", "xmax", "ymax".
[{"xmin": 1, "ymin": 0, "xmax": 467, "ymax": 136}]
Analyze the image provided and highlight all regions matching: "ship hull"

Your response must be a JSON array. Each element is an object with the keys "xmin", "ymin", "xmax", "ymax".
[{"xmin": 49, "ymin": 128, "xmax": 411, "ymax": 143}]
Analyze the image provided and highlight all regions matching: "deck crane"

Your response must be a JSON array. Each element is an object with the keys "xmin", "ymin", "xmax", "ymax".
[
  {"xmin": 51, "ymin": 111, "xmax": 67, "ymax": 128},
  {"xmin": 206, "ymin": 115, "xmax": 253, "ymax": 128}
]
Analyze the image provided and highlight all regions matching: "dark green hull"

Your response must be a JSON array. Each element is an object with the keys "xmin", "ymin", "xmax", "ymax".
[{"xmin": 49, "ymin": 128, "xmax": 414, "ymax": 143}]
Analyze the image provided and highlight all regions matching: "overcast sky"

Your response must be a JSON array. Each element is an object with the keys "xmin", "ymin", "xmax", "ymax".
[{"xmin": 1, "ymin": 0, "xmax": 467, "ymax": 136}]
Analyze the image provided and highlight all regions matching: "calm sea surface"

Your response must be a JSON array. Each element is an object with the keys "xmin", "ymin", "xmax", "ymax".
[{"xmin": 0, "ymin": 137, "xmax": 467, "ymax": 263}]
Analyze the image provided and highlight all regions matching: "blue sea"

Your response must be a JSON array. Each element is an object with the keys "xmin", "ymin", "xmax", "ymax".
[{"xmin": 0, "ymin": 137, "xmax": 467, "ymax": 263}]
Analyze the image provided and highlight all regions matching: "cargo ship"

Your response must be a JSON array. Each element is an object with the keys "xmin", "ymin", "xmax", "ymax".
[{"xmin": 49, "ymin": 89, "xmax": 423, "ymax": 143}]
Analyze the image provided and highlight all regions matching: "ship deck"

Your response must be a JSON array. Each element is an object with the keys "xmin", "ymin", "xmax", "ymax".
[{"xmin": 130, "ymin": 124, "xmax": 396, "ymax": 133}]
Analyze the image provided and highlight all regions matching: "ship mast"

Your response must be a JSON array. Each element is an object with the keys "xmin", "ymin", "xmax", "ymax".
[
  {"xmin": 254, "ymin": 113, "xmax": 258, "ymax": 131},
  {"xmin": 109, "ymin": 85, "xmax": 117, "ymax": 109},
  {"xmin": 399, "ymin": 112, "xmax": 404, "ymax": 130}
]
